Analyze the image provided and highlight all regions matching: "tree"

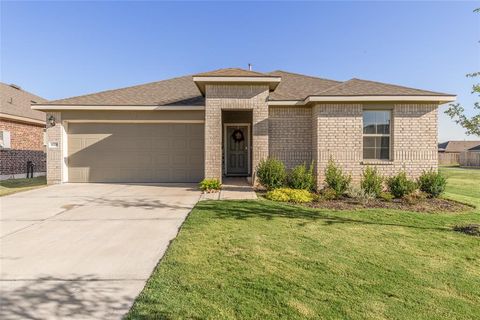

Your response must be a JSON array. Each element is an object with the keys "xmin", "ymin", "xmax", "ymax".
[{"xmin": 445, "ymin": 9, "xmax": 480, "ymax": 136}]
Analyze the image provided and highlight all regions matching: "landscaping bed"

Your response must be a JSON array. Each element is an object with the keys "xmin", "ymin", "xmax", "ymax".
[
  {"xmin": 306, "ymin": 196, "xmax": 471, "ymax": 213},
  {"xmin": 257, "ymin": 191, "xmax": 471, "ymax": 213},
  {"xmin": 127, "ymin": 167, "xmax": 480, "ymax": 319}
]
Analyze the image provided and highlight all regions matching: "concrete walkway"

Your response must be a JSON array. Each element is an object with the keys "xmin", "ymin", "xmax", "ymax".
[
  {"xmin": 0, "ymin": 183, "xmax": 200, "ymax": 320},
  {"xmin": 200, "ymin": 177, "xmax": 257, "ymax": 200}
]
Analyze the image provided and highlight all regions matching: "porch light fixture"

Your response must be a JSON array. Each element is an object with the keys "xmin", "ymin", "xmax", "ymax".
[{"xmin": 48, "ymin": 115, "xmax": 56, "ymax": 127}]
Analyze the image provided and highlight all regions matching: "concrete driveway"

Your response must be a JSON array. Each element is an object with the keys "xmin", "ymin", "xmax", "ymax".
[{"xmin": 0, "ymin": 183, "xmax": 200, "ymax": 320}]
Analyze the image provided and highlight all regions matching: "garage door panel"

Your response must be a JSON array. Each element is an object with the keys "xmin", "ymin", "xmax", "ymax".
[{"xmin": 68, "ymin": 123, "xmax": 204, "ymax": 183}]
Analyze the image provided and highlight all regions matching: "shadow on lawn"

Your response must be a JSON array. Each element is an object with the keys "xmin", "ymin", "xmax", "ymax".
[{"xmin": 201, "ymin": 200, "xmax": 450, "ymax": 232}]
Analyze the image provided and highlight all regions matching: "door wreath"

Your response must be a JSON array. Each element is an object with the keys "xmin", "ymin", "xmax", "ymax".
[{"xmin": 231, "ymin": 129, "xmax": 245, "ymax": 143}]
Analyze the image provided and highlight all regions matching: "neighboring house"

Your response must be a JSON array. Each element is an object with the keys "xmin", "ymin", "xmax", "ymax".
[
  {"xmin": 437, "ymin": 140, "xmax": 480, "ymax": 165},
  {"xmin": 33, "ymin": 68, "xmax": 456, "ymax": 185},
  {"xmin": 468, "ymin": 145, "xmax": 480, "ymax": 152},
  {"xmin": 438, "ymin": 141, "xmax": 480, "ymax": 153},
  {"xmin": 1, "ymin": 83, "xmax": 47, "ymax": 180}
]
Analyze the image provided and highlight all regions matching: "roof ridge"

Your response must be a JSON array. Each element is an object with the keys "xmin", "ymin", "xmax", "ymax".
[
  {"xmin": 194, "ymin": 67, "xmax": 268, "ymax": 77},
  {"xmin": 48, "ymin": 73, "xmax": 196, "ymax": 104},
  {"xmin": 269, "ymin": 70, "xmax": 341, "ymax": 83}
]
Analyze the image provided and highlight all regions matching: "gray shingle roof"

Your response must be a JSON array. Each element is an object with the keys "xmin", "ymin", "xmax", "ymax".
[
  {"xmin": 438, "ymin": 141, "xmax": 480, "ymax": 153},
  {"xmin": 0, "ymin": 82, "xmax": 46, "ymax": 121},
  {"xmin": 49, "ymin": 75, "xmax": 205, "ymax": 106},
  {"xmin": 43, "ymin": 68, "xmax": 453, "ymax": 106},
  {"xmin": 317, "ymin": 78, "xmax": 450, "ymax": 96},
  {"xmin": 268, "ymin": 70, "xmax": 341, "ymax": 100}
]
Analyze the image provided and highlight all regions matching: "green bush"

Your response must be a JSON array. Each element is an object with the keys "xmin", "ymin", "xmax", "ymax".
[
  {"xmin": 387, "ymin": 172, "xmax": 417, "ymax": 198},
  {"xmin": 287, "ymin": 162, "xmax": 316, "ymax": 191},
  {"xmin": 379, "ymin": 191, "xmax": 394, "ymax": 202},
  {"xmin": 361, "ymin": 166, "xmax": 383, "ymax": 197},
  {"xmin": 417, "ymin": 169, "xmax": 447, "ymax": 198},
  {"xmin": 346, "ymin": 186, "xmax": 376, "ymax": 204},
  {"xmin": 403, "ymin": 190, "xmax": 428, "ymax": 204},
  {"xmin": 266, "ymin": 188, "xmax": 314, "ymax": 203},
  {"xmin": 199, "ymin": 178, "xmax": 221, "ymax": 192},
  {"xmin": 324, "ymin": 158, "xmax": 351, "ymax": 197},
  {"xmin": 319, "ymin": 187, "xmax": 338, "ymax": 201},
  {"xmin": 256, "ymin": 158, "xmax": 286, "ymax": 190}
]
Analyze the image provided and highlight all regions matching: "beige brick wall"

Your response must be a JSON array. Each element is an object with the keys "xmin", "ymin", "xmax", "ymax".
[
  {"xmin": 45, "ymin": 112, "xmax": 64, "ymax": 184},
  {"xmin": 312, "ymin": 102, "xmax": 438, "ymax": 187},
  {"xmin": 204, "ymin": 84, "xmax": 269, "ymax": 181},
  {"xmin": 269, "ymin": 106, "xmax": 312, "ymax": 168}
]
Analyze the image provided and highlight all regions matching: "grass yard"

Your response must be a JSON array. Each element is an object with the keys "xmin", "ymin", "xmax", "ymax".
[
  {"xmin": 0, "ymin": 176, "xmax": 47, "ymax": 196},
  {"xmin": 127, "ymin": 167, "xmax": 480, "ymax": 320}
]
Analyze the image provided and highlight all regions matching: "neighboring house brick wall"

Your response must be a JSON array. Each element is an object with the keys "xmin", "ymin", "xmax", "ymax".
[
  {"xmin": 0, "ymin": 119, "xmax": 46, "ymax": 177},
  {"xmin": 313, "ymin": 103, "xmax": 438, "ymax": 187},
  {"xmin": 269, "ymin": 106, "xmax": 312, "ymax": 168},
  {"xmin": 204, "ymin": 84, "xmax": 269, "ymax": 181}
]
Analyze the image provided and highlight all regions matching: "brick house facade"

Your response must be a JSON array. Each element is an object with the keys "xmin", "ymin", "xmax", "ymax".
[
  {"xmin": 35, "ymin": 68, "xmax": 454, "ymax": 185},
  {"xmin": 1, "ymin": 83, "xmax": 46, "ymax": 180}
]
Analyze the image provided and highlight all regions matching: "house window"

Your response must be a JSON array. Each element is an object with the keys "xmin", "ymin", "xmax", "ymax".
[{"xmin": 363, "ymin": 110, "xmax": 391, "ymax": 160}]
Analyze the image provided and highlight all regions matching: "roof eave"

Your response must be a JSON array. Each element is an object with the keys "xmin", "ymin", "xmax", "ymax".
[
  {"xmin": 31, "ymin": 104, "xmax": 205, "ymax": 111},
  {"xmin": 268, "ymin": 95, "xmax": 456, "ymax": 106},
  {"xmin": 306, "ymin": 95, "xmax": 457, "ymax": 104}
]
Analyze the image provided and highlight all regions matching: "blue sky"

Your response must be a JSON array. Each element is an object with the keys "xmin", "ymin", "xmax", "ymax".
[{"xmin": 1, "ymin": 1, "xmax": 479, "ymax": 141}]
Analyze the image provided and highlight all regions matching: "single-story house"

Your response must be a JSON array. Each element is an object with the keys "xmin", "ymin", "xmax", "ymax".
[
  {"xmin": 33, "ymin": 68, "xmax": 456, "ymax": 186},
  {"xmin": 437, "ymin": 140, "xmax": 480, "ymax": 165},
  {"xmin": 1, "ymin": 82, "xmax": 47, "ymax": 180},
  {"xmin": 468, "ymin": 145, "xmax": 480, "ymax": 152},
  {"xmin": 438, "ymin": 140, "xmax": 480, "ymax": 153}
]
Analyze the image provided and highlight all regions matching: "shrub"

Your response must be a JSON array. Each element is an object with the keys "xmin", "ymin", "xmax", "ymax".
[
  {"xmin": 387, "ymin": 172, "xmax": 417, "ymax": 198},
  {"xmin": 361, "ymin": 166, "xmax": 383, "ymax": 197},
  {"xmin": 199, "ymin": 178, "xmax": 221, "ymax": 192},
  {"xmin": 379, "ymin": 192, "xmax": 394, "ymax": 202},
  {"xmin": 346, "ymin": 186, "xmax": 376, "ymax": 204},
  {"xmin": 324, "ymin": 159, "xmax": 351, "ymax": 197},
  {"xmin": 287, "ymin": 162, "xmax": 316, "ymax": 191},
  {"xmin": 320, "ymin": 187, "xmax": 338, "ymax": 200},
  {"xmin": 256, "ymin": 158, "xmax": 286, "ymax": 190},
  {"xmin": 403, "ymin": 190, "xmax": 428, "ymax": 204},
  {"xmin": 417, "ymin": 169, "xmax": 447, "ymax": 198},
  {"xmin": 266, "ymin": 188, "xmax": 314, "ymax": 203}
]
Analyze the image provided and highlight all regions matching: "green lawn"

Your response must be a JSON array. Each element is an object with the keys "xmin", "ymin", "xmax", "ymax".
[
  {"xmin": 0, "ymin": 176, "xmax": 47, "ymax": 196},
  {"xmin": 127, "ymin": 167, "xmax": 480, "ymax": 320}
]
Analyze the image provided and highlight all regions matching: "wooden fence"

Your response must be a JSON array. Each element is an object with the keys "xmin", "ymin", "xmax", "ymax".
[
  {"xmin": 460, "ymin": 151, "xmax": 480, "ymax": 167},
  {"xmin": 438, "ymin": 153, "xmax": 460, "ymax": 165}
]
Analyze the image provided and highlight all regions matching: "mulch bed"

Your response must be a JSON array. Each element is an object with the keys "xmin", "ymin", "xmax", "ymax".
[
  {"xmin": 305, "ymin": 197, "xmax": 472, "ymax": 213},
  {"xmin": 255, "ymin": 191, "xmax": 473, "ymax": 213}
]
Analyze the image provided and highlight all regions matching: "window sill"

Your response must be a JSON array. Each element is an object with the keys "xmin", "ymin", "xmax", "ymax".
[{"xmin": 361, "ymin": 160, "xmax": 394, "ymax": 166}]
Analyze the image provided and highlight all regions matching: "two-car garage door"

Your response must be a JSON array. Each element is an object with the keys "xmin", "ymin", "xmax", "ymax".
[{"xmin": 67, "ymin": 123, "xmax": 204, "ymax": 183}]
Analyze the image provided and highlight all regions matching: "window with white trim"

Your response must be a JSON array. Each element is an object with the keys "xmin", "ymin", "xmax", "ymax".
[{"xmin": 363, "ymin": 110, "xmax": 391, "ymax": 160}]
